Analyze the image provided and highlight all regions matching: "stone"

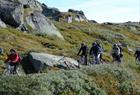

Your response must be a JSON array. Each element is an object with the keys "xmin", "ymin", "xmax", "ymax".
[
  {"xmin": 0, "ymin": 0, "xmax": 23, "ymax": 27},
  {"xmin": 22, "ymin": 52, "xmax": 79, "ymax": 74},
  {"xmin": 0, "ymin": 19, "xmax": 7, "ymax": 28},
  {"xmin": 25, "ymin": 11, "xmax": 64, "ymax": 39}
]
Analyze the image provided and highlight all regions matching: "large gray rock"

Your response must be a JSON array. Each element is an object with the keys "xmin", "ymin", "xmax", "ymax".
[
  {"xmin": 42, "ymin": 4, "xmax": 61, "ymax": 21},
  {"xmin": 25, "ymin": 11, "xmax": 64, "ymax": 39},
  {"xmin": 0, "ymin": 0, "xmax": 23, "ymax": 27},
  {"xmin": 0, "ymin": 19, "xmax": 7, "ymax": 28},
  {"xmin": 22, "ymin": 52, "xmax": 79, "ymax": 73}
]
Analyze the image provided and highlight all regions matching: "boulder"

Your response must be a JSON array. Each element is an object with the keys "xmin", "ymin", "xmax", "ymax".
[
  {"xmin": 42, "ymin": 4, "xmax": 61, "ymax": 21},
  {"xmin": 103, "ymin": 22, "xmax": 114, "ymax": 25},
  {"xmin": 128, "ymin": 26, "xmax": 137, "ymax": 31},
  {"xmin": 0, "ymin": 19, "xmax": 7, "ymax": 28},
  {"xmin": 68, "ymin": 9, "xmax": 87, "ymax": 22},
  {"xmin": 22, "ymin": 52, "xmax": 79, "ymax": 74},
  {"xmin": 90, "ymin": 20, "xmax": 98, "ymax": 23},
  {"xmin": 25, "ymin": 11, "xmax": 64, "ymax": 39},
  {"xmin": 0, "ymin": 0, "xmax": 23, "ymax": 27},
  {"xmin": 114, "ymin": 33, "xmax": 126, "ymax": 39}
]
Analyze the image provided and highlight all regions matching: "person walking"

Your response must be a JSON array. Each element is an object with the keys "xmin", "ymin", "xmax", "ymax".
[{"xmin": 77, "ymin": 43, "xmax": 88, "ymax": 65}]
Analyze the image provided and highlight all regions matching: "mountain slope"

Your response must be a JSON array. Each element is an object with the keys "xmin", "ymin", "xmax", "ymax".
[{"xmin": 0, "ymin": 0, "xmax": 140, "ymax": 95}]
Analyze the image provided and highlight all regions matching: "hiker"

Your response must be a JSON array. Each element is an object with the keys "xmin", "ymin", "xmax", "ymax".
[
  {"xmin": 89, "ymin": 42, "xmax": 103, "ymax": 64},
  {"xmin": 77, "ymin": 43, "xmax": 88, "ymax": 65},
  {"xmin": 134, "ymin": 49, "xmax": 140, "ymax": 62},
  {"xmin": 111, "ymin": 44, "xmax": 121, "ymax": 63},
  {"xmin": 5, "ymin": 49, "xmax": 21, "ymax": 74}
]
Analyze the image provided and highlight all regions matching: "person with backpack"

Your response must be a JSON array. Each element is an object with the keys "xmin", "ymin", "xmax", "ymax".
[
  {"xmin": 134, "ymin": 49, "xmax": 140, "ymax": 62},
  {"xmin": 5, "ymin": 49, "xmax": 21, "ymax": 74},
  {"xmin": 111, "ymin": 44, "xmax": 121, "ymax": 63},
  {"xmin": 77, "ymin": 43, "xmax": 88, "ymax": 65},
  {"xmin": 89, "ymin": 42, "xmax": 103, "ymax": 64}
]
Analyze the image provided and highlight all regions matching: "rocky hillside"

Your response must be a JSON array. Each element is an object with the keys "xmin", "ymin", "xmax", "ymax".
[
  {"xmin": 0, "ymin": 0, "xmax": 63, "ymax": 39},
  {"xmin": 0, "ymin": 0, "xmax": 140, "ymax": 95}
]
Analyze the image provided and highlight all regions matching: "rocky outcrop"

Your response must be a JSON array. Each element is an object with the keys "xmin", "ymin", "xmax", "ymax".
[
  {"xmin": 89, "ymin": 20, "xmax": 98, "ymax": 23},
  {"xmin": 0, "ymin": 0, "xmax": 23, "ymax": 27},
  {"xmin": 41, "ymin": 5, "xmax": 88, "ymax": 23},
  {"xmin": 42, "ymin": 4, "xmax": 61, "ymax": 21},
  {"xmin": 0, "ymin": 0, "xmax": 64, "ymax": 39},
  {"xmin": 0, "ymin": 19, "xmax": 7, "ymax": 28},
  {"xmin": 68, "ymin": 9, "xmax": 88, "ymax": 22},
  {"xmin": 22, "ymin": 52, "xmax": 79, "ymax": 74},
  {"xmin": 120, "ymin": 22, "xmax": 140, "ymax": 32},
  {"xmin": 25, "ymin": 11, "xmax": 64, "ymax": 39}
]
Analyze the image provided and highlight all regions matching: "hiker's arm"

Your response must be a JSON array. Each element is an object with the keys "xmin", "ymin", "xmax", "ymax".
[{"xmin": 77, "ymin": 48, "xmax": 82, "ymax": 55}]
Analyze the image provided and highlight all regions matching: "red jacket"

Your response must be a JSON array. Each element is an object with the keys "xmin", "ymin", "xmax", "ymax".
[{"xmin": 5, "ymin": 53, "xmax": 21, "ymax": 64}]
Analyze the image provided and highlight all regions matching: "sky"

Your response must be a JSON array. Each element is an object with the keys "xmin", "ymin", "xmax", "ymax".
[{"xmin": 39, "ymin": 0, "xmax": 140, "ymax": 23}]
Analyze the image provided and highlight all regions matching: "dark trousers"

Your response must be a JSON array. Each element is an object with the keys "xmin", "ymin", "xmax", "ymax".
[
  {"xmin": 112, "ymin": 53, "xmax": 121, "ymax": 62},
  {"xmin": 79, "ymin": 55, "xmax": 88, "ymax": 65}
]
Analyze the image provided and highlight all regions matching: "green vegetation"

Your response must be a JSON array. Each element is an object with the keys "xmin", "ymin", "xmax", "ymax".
[
  {"xmin": 0, "ymin": 20, "xmax": 140, "ymax": 95},
  {"xmin": 0, "ymin": 65, "xmax": 140, "ymax": 95}
]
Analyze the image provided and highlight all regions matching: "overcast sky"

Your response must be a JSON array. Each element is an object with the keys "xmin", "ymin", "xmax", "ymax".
[{"xmin": 39, "ymin": 0, "xmax": 140, "ymax": 23}]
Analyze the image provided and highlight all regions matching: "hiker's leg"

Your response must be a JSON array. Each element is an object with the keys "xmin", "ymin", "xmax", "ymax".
[
  {"xmin": 79, "ymin": 56, "xmax": 82, "ymax": 64},
  {"xmin": 85, "ymin": 55, "xmax": 88, "ymax": 65},
  {"xmin": 92, "ymin": 54, "xmax": 95, "ymax": 64},
  {"xmin": 13, "ymin": 64, "xmax": 17, "ymax": 74},
  {"xmin": 118, "ymin": 55, "xmax": 121, "ymax": 63},
  {"xmin": 12, "ymin": 62, "xmax": 18, "ymax": 74},
  {"xmin": 100, "ymin": 53, "xmax": 103, "ymax": 63},
  {"xmin": 116, "ymin": 55, "xmax": 121, "ymax": 65},
  {"xmin": 94, "ymin": 54, "xmax": 98, "ymax": 64},
  {"xmin": 138, "ymin": 56, "xmax": 140, "ymax": 61},
  {"xmin": 112, "ymin": 54, "xmax": 116, "ymax": 62},
  {"xmin": 8, "ymin": 62, "xmax": 14, "ymax": 74},
  {"xmin": 79, "ymin": 55, "xmax": 84, "ymax": 65},
  {"xmin": 83, "ymin": 55, "xmax": 87, "ymax": 65},
  {"xmin": 5, "ymin": 62, "xmax": 11, "ymax": 74},
  {"xmin": 97, "ymin": 54, "xmax": 101, "ymax": 64},
  {"xmin": 15, "ymin": 63, "xmax": 19, "ymax": 74}
]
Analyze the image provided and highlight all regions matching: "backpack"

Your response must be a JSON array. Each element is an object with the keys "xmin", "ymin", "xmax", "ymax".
[
  {"xmin": 113, "ymin": 46, "xmax": 120, "ymax": 55},
  {"xmin": 96, "ymin": 44, "xmax": 103, "ymax": 54}
]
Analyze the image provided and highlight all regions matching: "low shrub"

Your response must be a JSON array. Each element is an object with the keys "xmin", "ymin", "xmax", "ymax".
[{"xmin": 0, "ymin": 70, "xmax": 107, "ymax": 95}]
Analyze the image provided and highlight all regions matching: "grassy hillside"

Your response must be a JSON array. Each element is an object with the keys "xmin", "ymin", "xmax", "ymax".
[{"xmin": 0, "ymin": 21, "xmax": 140, "ymax": 95}]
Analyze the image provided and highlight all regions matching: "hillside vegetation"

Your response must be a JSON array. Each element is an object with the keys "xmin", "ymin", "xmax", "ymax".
[{"xmin": 0, "ymin": 21, "xmax": 140, "ymax": 95}]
